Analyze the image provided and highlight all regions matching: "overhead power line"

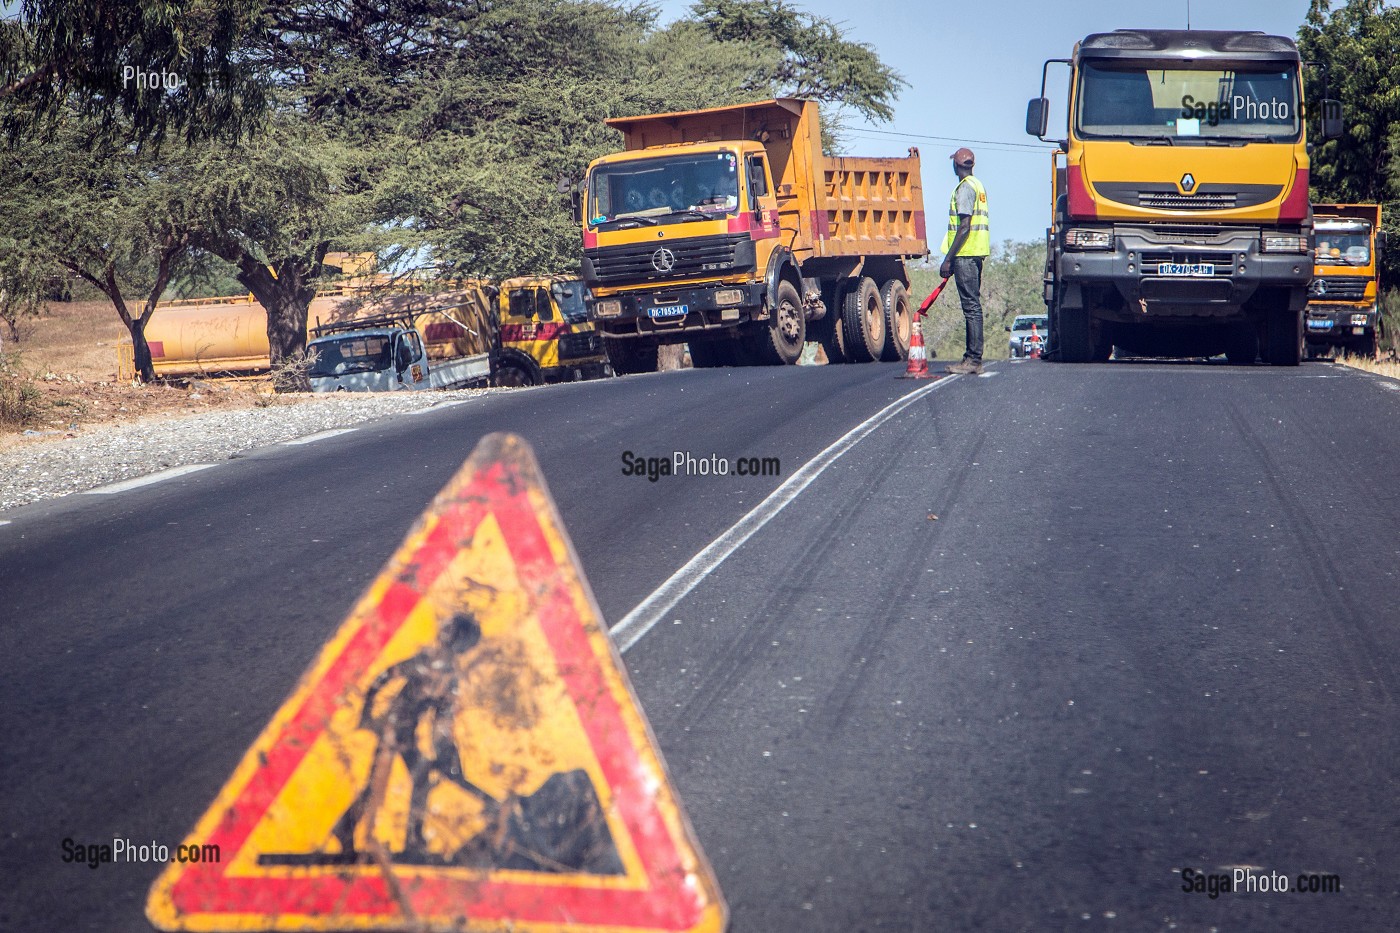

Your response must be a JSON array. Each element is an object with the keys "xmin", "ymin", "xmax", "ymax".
[{"xmin": 846, "ymin": 126, "xmax": 1056, "ymax": 152}]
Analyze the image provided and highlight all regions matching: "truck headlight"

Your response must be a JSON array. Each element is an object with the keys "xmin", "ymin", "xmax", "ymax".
[
  {"xmin": 1261, "ymin": 233, "xmax": 1307, "ymax": 252},
  {"xmin": 715, "ymin": 289, "xmax": 744, "ymax": 307},
  {"xmin": 1351, "ymin": 313, "xmax": 1370, "ymax": 326},
  {"xmin": 594, "ymin": 299, "xmax": 623, "ymax": 318},
  {"xmin": 1064, "ymin": 228, "xmax": 1112, "ymax": 250}
]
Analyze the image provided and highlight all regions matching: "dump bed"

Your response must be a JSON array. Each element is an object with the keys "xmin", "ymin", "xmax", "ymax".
[{"xmin": 605, "ymin": 99, "xmax": 926, "ymax": 261}]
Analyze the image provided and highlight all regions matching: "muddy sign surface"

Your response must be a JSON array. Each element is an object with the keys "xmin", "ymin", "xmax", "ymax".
[{"xmin": 147, "ymin": 433, "xmax": 726, "ymax": 932}]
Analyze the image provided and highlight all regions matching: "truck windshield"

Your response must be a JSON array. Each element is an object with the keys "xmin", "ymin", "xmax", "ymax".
[
  {"xmin": 588, "ymin": 151, "xmax": 740, "ymax": 228},
  {"xmin": 551, "ymin": 281, "xmax": 590, "ymax": 323},
  {"xmin": 307, "ymin": 334, "xmax": 393, "ymax": 376},
  {"xmin": 1077, "ymin": 62, "xmax": 1300, "ymax": 142},
  {"xmin": 1315, "ymin": 226, "xmax": 1371, "ymax": 265}
]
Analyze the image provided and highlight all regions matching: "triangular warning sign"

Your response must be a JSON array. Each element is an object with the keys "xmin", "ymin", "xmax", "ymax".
[{"xmin": 148, "ymin": 433, "xmax": 726, "ymax": 932}]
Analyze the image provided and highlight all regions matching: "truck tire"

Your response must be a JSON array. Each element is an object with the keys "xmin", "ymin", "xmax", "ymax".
[
  {"xmin": 492, "ymin": 363, "xmax": 536, "ymax": 387},
  {"xmin": 842, "ymin": 276, "xmax": 885, "ymax": 363},
  {"xmin": 816, "ymin": 281, "xmax": 850, "ymax": 364},
  {"xmin": 879, "ymin": 280, "xmax": 912, "ymax": 361},
  {"xmin": 1264, "ymin": 307, "xmax": 1302, "ymax": 367},
  {"xmin": 1054, "ymin": 303, "xmax": 1094, "ymax": 363},
  {"xmin": 1223, "ymin": 324, "xmax": 1258, "ymax": 366},
  {"xmin": 747, "ymin": 280, "xmax": 806, "ymax": 365},
  {"xmin": 604, "ymin": 337, "xmax": 659, "ymax": 375}
]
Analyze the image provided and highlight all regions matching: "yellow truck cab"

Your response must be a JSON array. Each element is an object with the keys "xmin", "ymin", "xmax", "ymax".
[
  {"xmin": 1026, "ymin": 29, "xmax": 1342, "ymax": 364},
  {"xmin": 580, "ymin": 99, "xmax": 926, "ymax": 371},
  {"xmin": 490, "ymin": 276, "xmax": 610, "ymax": 386},
  {"xmin": 1305, "ymin": 204, "xmax": 1385, "ymax": 358}
]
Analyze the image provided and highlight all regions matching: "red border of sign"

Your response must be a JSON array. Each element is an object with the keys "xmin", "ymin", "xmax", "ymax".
[{"xmin": 166, "ymin": 456, "xmax": 706, "ymax": 928}]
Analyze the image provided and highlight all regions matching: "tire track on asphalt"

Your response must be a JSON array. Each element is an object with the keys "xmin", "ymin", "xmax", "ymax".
[{"xmin": 1225, "ymin": 399, "xmax": 1397, "ymax": 710}]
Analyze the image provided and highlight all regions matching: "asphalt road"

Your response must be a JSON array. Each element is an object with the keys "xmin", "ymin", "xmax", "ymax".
[{"xmin": 2, "ymin": 357, "xmax": 1398, "ymax": 930}]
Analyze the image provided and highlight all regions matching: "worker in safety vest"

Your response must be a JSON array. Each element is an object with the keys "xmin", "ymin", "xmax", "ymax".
[{"xmin": 939, "ymin": 147, "xmax": 991, "ymax": 375}]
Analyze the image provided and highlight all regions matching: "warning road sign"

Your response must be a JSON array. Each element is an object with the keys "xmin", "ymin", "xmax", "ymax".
[{"xmin": 147, "ymin": 433, "xmax": 726, "ymax": 932}]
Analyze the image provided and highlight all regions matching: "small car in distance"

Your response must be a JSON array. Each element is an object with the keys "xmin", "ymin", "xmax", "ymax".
[{"xmin": 1007, "ymin": 314, "xmax": 1049, "ymax": 358}]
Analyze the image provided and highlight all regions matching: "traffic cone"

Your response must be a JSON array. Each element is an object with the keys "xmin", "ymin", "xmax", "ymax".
[
  {"xmin": 1028, "ymin": 322, "xmax": 1043, "ymax": 359},
  {"xmin": 902, "ymin": 315, "xmax": 933, "ymax": 378}
]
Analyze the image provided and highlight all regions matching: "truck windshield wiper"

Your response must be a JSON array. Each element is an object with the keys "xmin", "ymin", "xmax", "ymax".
[{"xmin": 1130, "ymin": 136, "xmax": 1175, "ymax": 146}]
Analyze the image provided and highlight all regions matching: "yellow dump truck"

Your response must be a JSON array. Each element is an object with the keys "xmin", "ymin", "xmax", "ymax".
[
  {"xmin": 1026, "ymin": 29, "xmax": 1343, "ymax": 364},
  {"xmin": 579, "ymin": 99, "xmax": 927, "ymax": 371},
  {"xmin": 491, "ymin": 276, "xmax": 611, "ymax": 386},
  {"xmin": 1305, "ymin": 204, "xmax": 1385, "ymax": 359}
]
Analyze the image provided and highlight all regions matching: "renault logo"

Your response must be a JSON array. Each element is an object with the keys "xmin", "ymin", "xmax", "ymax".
[
  {"xmin": 651, "ymin": 248, "xmax": 676, "ymax": 273},
  {"xmin": 1180, "ymin": 172, "xmax": 1197, "ymax": 192}
]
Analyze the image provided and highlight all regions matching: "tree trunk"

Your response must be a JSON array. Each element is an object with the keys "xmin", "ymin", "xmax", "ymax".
[{"xmin": 231, "ymin": 250, "xmax": 326, "ymax": 392}]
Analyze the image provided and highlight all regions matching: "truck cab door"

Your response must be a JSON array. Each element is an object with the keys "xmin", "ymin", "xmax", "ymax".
[
  {"xmin": 745, "ymin": 153, "xmax": 780, "ymax": 238},
  {"xmin": 394, "ymin": 330, "xmax": 428, "ymax": 389}
]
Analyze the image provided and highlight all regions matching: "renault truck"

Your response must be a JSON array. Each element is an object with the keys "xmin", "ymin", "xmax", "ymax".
[
  {"xmin": 1026, "ymin": 29, "xmax": 1342, "ymax": 364},
  {"xmin": 1305, "ymin": 203, "xmax": 1385, "ymax": 359},
  {"xmin": 579, "ymin": 99, "xmax": 928, "ymax": 372}
]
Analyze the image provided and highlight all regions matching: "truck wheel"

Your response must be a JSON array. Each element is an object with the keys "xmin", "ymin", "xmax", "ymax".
[
  {"xmin": 492, "ymin": 363, "xmax": 536, "ymax": 387},
  {"xmin": 842, "ymin": 276, "xmax": 885, "ymax": 363},
  {"xmin": 879, "ymin": 280, "xmax": 912, "ymax": 361},
  {"xmin": 816, "ymin": 282, "xmax": 850, "ymax": 364},
  {"xmin": 745, "ymin": 280, "xmax": 805, "ymax": 365},
  {"xmin": 604, "ymin": 337, "xmax": 660, "ymax": 375},
  {"xmin": 1264, "ymin": 307, "xmax": 1302, "ymax": 366},
  {"xmin": 1054, "ymin": 304, "xmax": 1094, "ymax": 363},
  {"xmin": 1223, "ymin": 324, "xmax": 1258, "ymax": 365}
]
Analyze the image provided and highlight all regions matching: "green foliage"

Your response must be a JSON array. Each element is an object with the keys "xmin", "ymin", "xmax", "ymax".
[
  {"xmin": 688, "ymin": 0, "xmax": 905, "ymax": 123},
  {"xmin": 911, "ymin": 240, "xmax": 1046, "ymax": 361},
  {"xmin": 0, "ymin": 0, "xmax": 265, "ymax": 142},
  {"xmin": 1298, "ymin": 0, "xmax": 1400, "ymax": 284},
  {"xmin": 0, "ymin": 353, "xmax": 46, "ymax": 427}
]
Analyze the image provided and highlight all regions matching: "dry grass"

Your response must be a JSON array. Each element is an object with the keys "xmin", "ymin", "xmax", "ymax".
[
  {"xmin": 1331, "ymin": 352, "xmax": 1400, "ymax": 381},
  {"xmin": 0, "ymin": 299, "xmax": 286, "ymax": 449}
]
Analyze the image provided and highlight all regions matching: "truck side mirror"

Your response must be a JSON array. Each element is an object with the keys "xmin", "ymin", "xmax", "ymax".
[
  {"xmin": 571, "ymin": 189, "xmax": 582, "ymax": 224},
  {"xmin": 535, "ymin": 290, "xmax": 555, "ymax": 322},
  {"xmin": 1377, "ymin": 230, "xmax": 1389, "ymax": 254},
  {"xmin": 1320, "ymin": 99, "xmax": 1343, "ymax": 141},
  {"xmin": 1026, "ymin": 98, "xmax": 1049, "ymax": 138}
]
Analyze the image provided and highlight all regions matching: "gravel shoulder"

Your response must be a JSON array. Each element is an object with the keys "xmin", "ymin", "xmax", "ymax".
[{"xmin": 0, "ymin": 388, "xmax": 491, "ymax": 513}]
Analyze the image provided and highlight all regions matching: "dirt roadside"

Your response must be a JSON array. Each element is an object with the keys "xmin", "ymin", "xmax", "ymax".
[{"xmin": 0, "ymin": 300, "xmax": 316, "ymax": 453}]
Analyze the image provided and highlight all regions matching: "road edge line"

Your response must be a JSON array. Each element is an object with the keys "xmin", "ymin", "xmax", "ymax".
[
  {"xmin": 612, "ymin": 375, "xmax": 959, "ymax": 653},
  {"xmin": 84, "ymin": 463, "xmax": 216, "ymax": 495}
]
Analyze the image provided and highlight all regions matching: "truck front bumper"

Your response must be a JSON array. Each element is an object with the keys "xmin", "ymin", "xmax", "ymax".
[
  {"xmin": 589, "ymin": 282, "xmax": 767, "ymax": 339},
  {"xmin": 1058, "ymin": 225, "xmax": 1312, "ymax": 320},
  {"xmin": 1304, "ymin": 304, "xmax": 1377, "ymax": 343}
]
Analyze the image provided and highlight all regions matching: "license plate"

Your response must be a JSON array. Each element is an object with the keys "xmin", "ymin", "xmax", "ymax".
[
  {"xmin": 647, "ymin": 304, "xmax": 688, "ymax": 320},
  {"xmin": 1307, "ymin": 319, "xmax": 1334, "ymax": 330},
  {"xmin": 1157, "ymin": 262, "xmax": 1214, "ymax": 277}
]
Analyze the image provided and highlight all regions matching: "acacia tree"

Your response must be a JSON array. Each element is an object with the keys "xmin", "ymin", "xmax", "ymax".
[{"xmin": 0, "ymin": 111, "xmax": 202, "ymax": 381}]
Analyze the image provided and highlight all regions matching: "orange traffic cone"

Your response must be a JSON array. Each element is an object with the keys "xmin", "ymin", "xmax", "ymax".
[
  {"xmin": 1028, "ymin": 322, "xmax": 1043, "ymax": 359},
  {"xmin": 902, "ymin": 315, "xmax": 933, "ymax": 379}
]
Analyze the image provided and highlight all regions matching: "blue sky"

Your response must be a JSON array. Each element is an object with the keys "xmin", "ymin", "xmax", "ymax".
[{"xmin": 646, "ymin": 0, "xmax": 1317, "ymax": 248}]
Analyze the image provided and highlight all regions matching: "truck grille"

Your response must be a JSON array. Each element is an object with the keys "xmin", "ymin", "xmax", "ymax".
[
  {"xmin": 584, "ymin": 234, "xmax": 752, "ymax": 286},
  {"xmin": 1309, "ymin": 276, "xmax": 1367, "ymax": 300},
  {"xmin": 558, "ymin": 331, "xmax": 602, "ymax": 360},
  {"xmin": 1138, "ymin": 192, "xmax": 1237, "ymax": 210}
]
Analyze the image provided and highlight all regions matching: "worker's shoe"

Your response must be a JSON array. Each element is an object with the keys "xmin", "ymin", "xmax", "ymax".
[{"xmin": 945, "ymin": 359, "xmax": 984, "ymax": 375}]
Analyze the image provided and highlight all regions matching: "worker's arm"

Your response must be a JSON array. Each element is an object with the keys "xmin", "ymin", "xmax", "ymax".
[{"xmin": 940, "ymin": 215, "xmax": 972, "ymax": 278}]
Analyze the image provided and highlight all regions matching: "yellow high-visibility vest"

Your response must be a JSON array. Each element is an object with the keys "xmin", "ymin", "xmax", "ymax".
[{"xmin": 941, "ymin": 175, "xmax": 990, "ymax": 257}]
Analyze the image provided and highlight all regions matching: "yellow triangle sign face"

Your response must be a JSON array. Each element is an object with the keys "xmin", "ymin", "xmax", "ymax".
[{"xmin": 147, "ymin": 433, "xmax": 726, "ymax": 932}]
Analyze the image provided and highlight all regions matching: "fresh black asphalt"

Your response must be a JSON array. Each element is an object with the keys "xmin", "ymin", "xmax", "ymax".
[{"xmin": 2, "ymin": 358, "xmax": 1397, "ymax": 930}]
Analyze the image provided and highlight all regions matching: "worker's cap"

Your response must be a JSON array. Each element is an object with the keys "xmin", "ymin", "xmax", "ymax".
[{"xmin": 950, "ymin": 147, "xmax": 975, "ymax": 167}]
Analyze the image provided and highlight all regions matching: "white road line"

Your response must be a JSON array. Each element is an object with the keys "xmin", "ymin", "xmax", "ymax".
[
  {"xmin": 977, "ymin": 371, "xmax": 1000, "ymax": 378},
  {"xmin": 613, "ymin": 375, "xmax": 959, "ymax": 653},
  {"xmin": 85, "ymin": 464, "xmax": 216, "ymax": 495},
  {"xmin": 406, "ymin": 399, "xmax": 472, "ymax": 415},
  {"xmin": 0, "ymin": 520, "xmax": 10, "ymax": 527},
  {"xmin": 282, "ymin": 428, "xmax": 357, "ymax": 446}
]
